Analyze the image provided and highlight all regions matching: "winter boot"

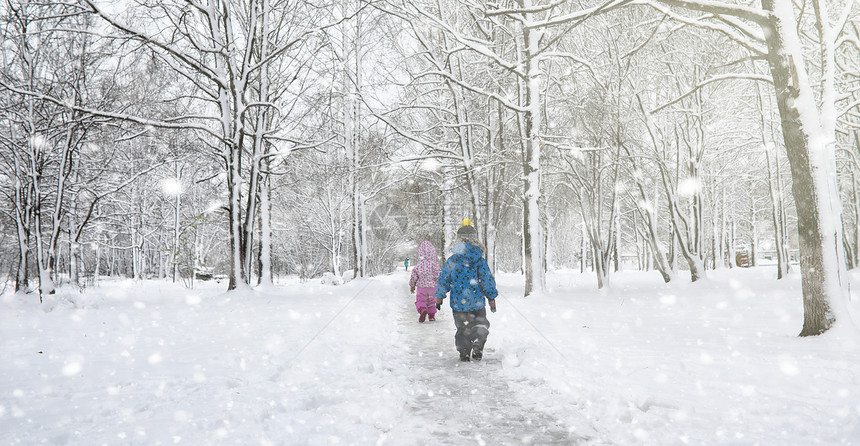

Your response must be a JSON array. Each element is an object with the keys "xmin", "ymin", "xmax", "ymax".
[
  {"xmin": 428, "ymin": 314, "xmax": 435, "ymax": 321},
  {"xmin": 471, "ymin": 340, "xmax": 483, "ymax": 361},
  {"xmin": 458, "ymin": 348, "xmax": 471, "ymax": 362},
  {"xmin": 419, "ymin": 308, "xmax": 427, "ymax": 323}
]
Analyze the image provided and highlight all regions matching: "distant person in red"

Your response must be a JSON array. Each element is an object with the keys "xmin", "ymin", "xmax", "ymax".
[{"xmin": 409, "ymin": 241, "xmax": 441, "ymax": 323}]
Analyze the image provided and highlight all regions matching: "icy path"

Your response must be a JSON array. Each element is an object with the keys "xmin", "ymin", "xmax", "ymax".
[
  {"xmin": 248, "ymin": 271, "xmax": 588, "ymax": 445},
  {"xmin": 383, "ymin": 277, "xmax": 578, "ymax": 445}
]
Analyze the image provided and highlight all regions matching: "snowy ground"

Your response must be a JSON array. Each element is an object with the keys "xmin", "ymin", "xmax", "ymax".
[{"xmin": 2, "ymin": 267, "xmax": 860, "ymax": 445}]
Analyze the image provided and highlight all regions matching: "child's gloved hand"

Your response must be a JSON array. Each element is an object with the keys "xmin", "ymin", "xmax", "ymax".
[
  {"xmin": 436, "ymin": 298, "xmax": 443, "ymax": 310},
  {"xmin": 488, "ymin": 299, "xmax": 497, "ymax": 313},
  {"xmin": 410, "ymin": 287, "xmax": 415, "ymax": 294}
]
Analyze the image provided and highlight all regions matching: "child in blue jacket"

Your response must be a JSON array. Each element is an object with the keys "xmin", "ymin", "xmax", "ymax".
[{"xmin": 435, "ymin": 219, "xmax": 498, "ymax": 362}]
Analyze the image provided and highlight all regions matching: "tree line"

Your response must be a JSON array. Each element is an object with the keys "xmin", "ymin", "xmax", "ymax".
[{"xmin": 1, "ymin": 0, "xmax": 858, "ymax": 336}]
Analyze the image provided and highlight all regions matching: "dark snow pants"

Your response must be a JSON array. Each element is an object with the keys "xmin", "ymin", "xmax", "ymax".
[{"xmin": 452, "ymin": 308, "xmax": 490, "ymax": 356}]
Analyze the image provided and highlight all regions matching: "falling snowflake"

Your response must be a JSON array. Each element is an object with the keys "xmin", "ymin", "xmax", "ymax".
[
  {"xmin": 677, "ymin": 177, "xmax": 701, "ymax": 197},
  {"xmin": 160, "ymin": 178, "xmax": 182, "ymax": 196}
]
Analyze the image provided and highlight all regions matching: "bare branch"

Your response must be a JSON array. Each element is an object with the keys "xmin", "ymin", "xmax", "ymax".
[
  {"xmin": 0, "ymin": 79, "xmax": 222, "ymax": 140},
  {"xmin": 525, "ymin": 0, "xmax": 634, "ymax": 29},
  {"xmin": 644, "ymin": 0, "xmax": 768, "ymax": 25},
  {"xmin": 651, "ymin": 73, "xmax": 773, "ymax": 113}
]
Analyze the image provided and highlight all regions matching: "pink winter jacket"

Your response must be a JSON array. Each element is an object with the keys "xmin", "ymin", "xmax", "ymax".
[{"xmin": 409, "ymin": 241, "xmax": 441, "ymax": 288}]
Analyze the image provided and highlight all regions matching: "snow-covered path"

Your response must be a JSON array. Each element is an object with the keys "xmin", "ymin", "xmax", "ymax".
[
  {"xmin": 0, "ymin": 272, "xmax": 583, "ymax": 445},
  {"xmin": 384, "ymin": 275, "xmax": 577, "ymax": 445}
]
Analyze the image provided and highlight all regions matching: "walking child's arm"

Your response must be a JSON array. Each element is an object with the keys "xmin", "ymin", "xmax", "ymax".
[
  {"xmin": 435, "ymin": 260, "xmax": 452, "ymax": 303},
  {"xmin": 477, "ymin": 257, "xmax": 498, "ymax": 300},
  {"xmin": 409, "ymin": 267, "xmax": 418, "ymax": 288}
]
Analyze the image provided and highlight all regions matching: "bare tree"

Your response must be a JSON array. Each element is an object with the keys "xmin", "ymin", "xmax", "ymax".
[
  {"xmin": 75, "ymin": 0, "xmax": 348, "ymax": 289},
  {"xmin": 0, "ymin": 2, "xmax": 117, "ymax": 298},
  {"xmin": 637, "ymin": 0, "xmax": 858, "ymax": 334}
]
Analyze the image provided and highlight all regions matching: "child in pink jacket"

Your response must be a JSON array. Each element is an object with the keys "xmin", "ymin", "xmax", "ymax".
[{"xmin": 409, "ymin": 240, "xmax": 441, "ymax": 322}]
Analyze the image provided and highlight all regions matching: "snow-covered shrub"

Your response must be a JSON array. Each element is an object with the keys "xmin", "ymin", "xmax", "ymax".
[
  {"xmin": 321, "ymin": 272, "xmax": 344, "ymax": 286},
  {"xmin": 341, "ymin": 270, "xmax": 355, "ymax": 283}
]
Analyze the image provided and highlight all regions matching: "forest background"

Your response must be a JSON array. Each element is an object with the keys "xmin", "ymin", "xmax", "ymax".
[{"xmin": 1, "ymin": 0, "xmax": 859, "ymax": 337}]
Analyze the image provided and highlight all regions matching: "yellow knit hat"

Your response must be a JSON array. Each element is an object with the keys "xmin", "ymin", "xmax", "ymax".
[{"xmin": 457, "ymin": 218, "xmax": 477, "ymax": 239}]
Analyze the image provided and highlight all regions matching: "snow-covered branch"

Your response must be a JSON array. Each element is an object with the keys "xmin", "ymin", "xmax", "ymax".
[
  {"xmin": 411, "ymin": 71, "xmax": 527, "ymax": 112},
  {"xmin": 840, "ymin": 98, "xmax": 860, "ymax": 117},
  {"xmin": 409, "ymin": 5, "xmax": 524, "ymax": 78},
  {"xmin": 485, "ymin": 0, "xmax": 568, "ymax": 17},
  {"xmin": 0, "ymin": 79, "xmax": 222, "ymax": 139},
  {"xmin": 538, "ymin": 51, "xmax": 599, "ymax": 80},
  {"xmin": 646, "ymin": 0, "xmax": 768, "ymax": 25},
  {"xmin": 524, "ymin": 0, "xmax": 633, "ymax": 29},
  {"xmin": 651, "ymin": 73, "xmax": 773, "ymax": 114},
  {"xmin": 80, "ymin": 0, "xmax": 223, "ymax": 87},
  {"xmin": 642, "ymin": 2, "xmax": 766, "ymax": 55}
]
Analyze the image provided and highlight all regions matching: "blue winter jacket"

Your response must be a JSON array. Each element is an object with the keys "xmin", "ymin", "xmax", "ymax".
[{"xmin": 435, "ymin": 242, "xmax": 498, "ymax": 312}]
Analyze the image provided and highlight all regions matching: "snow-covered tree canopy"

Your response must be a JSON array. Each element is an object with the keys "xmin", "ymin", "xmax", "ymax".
[{"xmin": 1, "ymin": 0, "xmax": 858, "ymax": 334}]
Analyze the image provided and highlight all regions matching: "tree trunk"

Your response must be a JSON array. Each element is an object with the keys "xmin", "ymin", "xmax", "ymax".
[
  {"xmin": 521, "ymin": 23, "xmax": 546, "ymax": 296},
  {"xmin": 613, "ymin": 182, "xmax": 621, "ymax": 273},
  {"xmin": 256, "ymin": 0, "xmax": 274, "ymax": 287},
  {"xmin": 711, "ymin": 187, "xmax": 720, "ymax": 269},
  {"xmin": 722, "ymin": 186, "xmax": 731, "ymax": 268},
  {"xmin": 442, "ymin": 168, "xmax": 456, "ymax": 255},
  {"xmin": 259, "ymin": 172, "xmax": 273, "ymax": 286},
  {"xmin": 854, "ymin": 156, "xmax": 860, "ymax": 269},
  {"xmin": 761, "ymin": 0, "xmax": 845, "ymax": 335},
  {"xmin": 68, "ymin": 213, "xmax": 80, "ymax": 286},
  {"xmin": 360, "ymin": 198, "xmax": 369, "ymax": 275},
  {"xmin": 750, "ymin": 191, "xmax": 758, "ymax": 267},
  {"xmin": 580, "ymin": 221, "xmax": 587, "ymax": 274},
  {"xmin": 637, "ymin": 96, "xmax": 704, "ymax": 281},
  {"xmin": 30, "ymin": 139, "xmax": 53, "ymax": 298},
  {"xmin": 482, "ymin": 101, "xmax": 503, "ymax": 272},
  {"xmin": 242, "ymin": 152, "xmax": 260, "ymax": 283},
  {"xmin": 172, "ymin": 171, "xmax": 181, "ymax": 283},
  {"xmin": 623, "ymin": 143, "xmax": 672, "ymax": 282},
  {"xmin": 14, "ymin": 199, "xmax": 30, "ymax": 293},
  {"xmin": 94, "ymin": 237, "xmax": 101, "ymax": 285},
  {"xmin": 665, "ymin": 178, "xmax": 706, "ymax": 281},
  {"xmin": 581, "ymin": 214, "xmax": 609, "ymax": 289},
  {"xmin": 343, "ymin": 0, "xmax": 365, "ymax": 279},
  {"xmin": 766, "ymin": 148, "xmax": 791, "ymax": 277},
  {"xmin": 226, "ymin": 140, "xmax": 246, "ymax": 289},
  {"xmin": 351, "ymin": 177, "xmax": 362, "ymax": 278}
]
